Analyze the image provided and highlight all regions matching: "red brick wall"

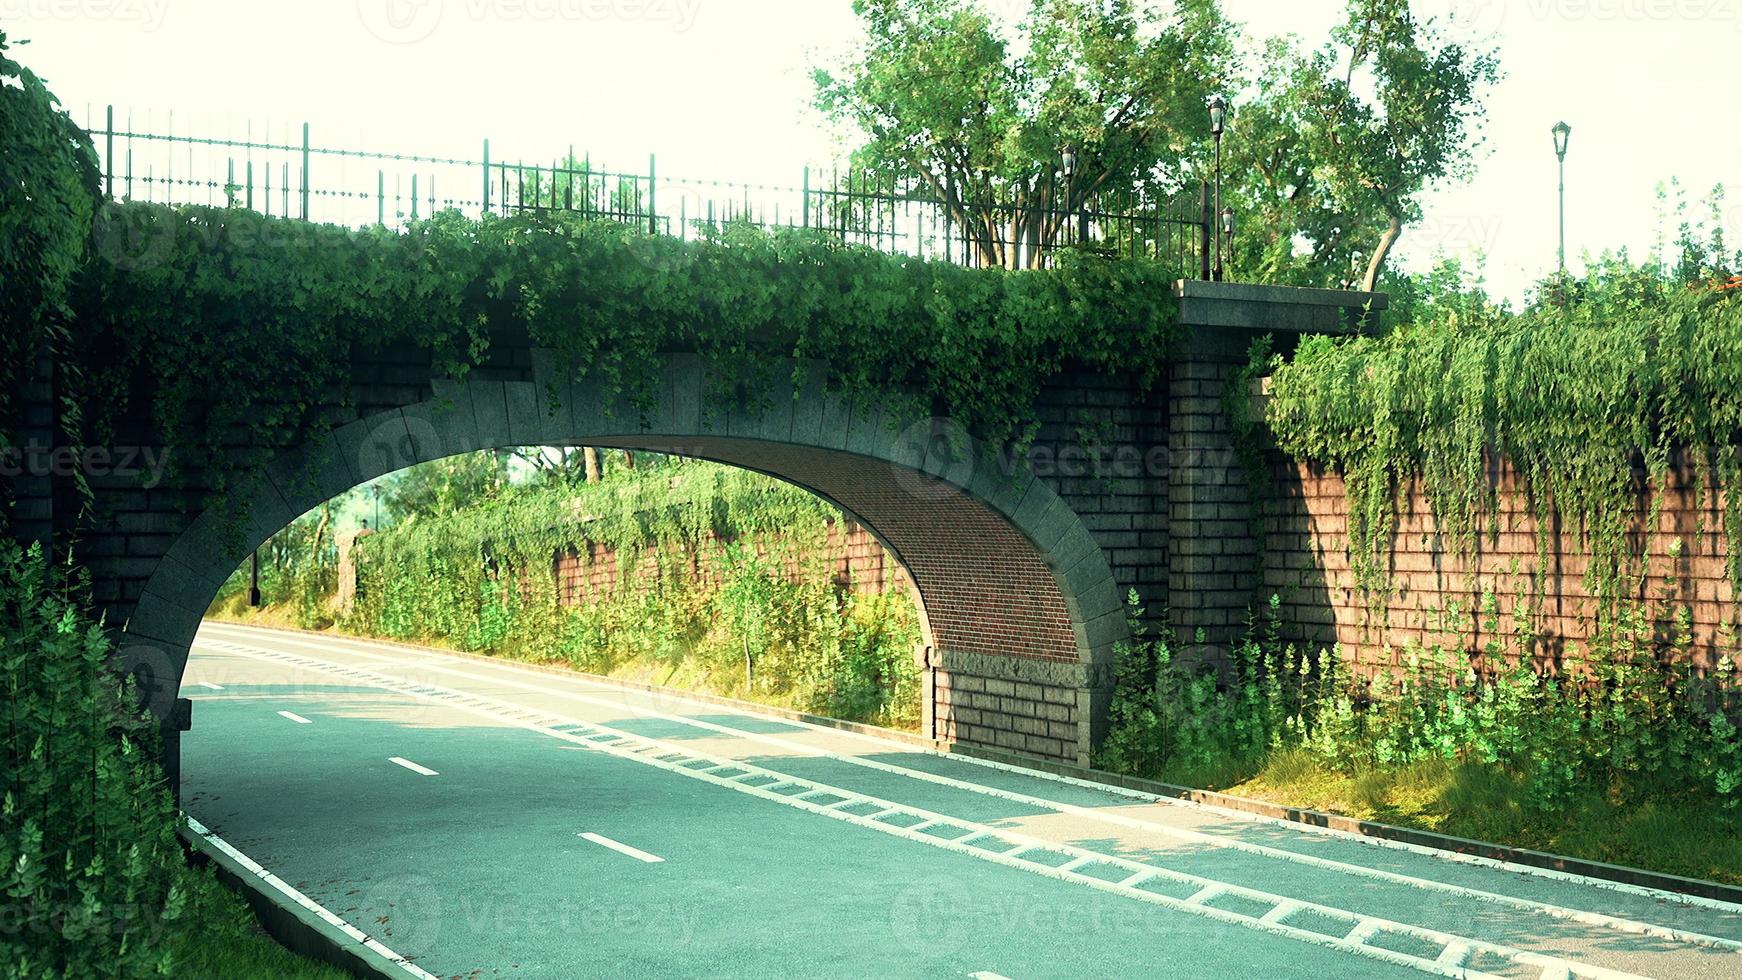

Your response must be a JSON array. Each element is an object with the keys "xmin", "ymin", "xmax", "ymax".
[
  {"xmin": 552, "ymin": 518, "xmax": 913, "ymax": 605},
  {"xmin": 1264, "ymin": 453, "xmax": 1738, "ymax": 675}
]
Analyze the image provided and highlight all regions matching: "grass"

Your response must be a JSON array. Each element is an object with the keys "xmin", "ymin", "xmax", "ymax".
[
  {"xmin": 1215, "ymin": 749, "xmax": 1742, "ymax": 887},
  {"xmin": 163, "ymin": 865, "xmax": 350, "ymax": 980}
]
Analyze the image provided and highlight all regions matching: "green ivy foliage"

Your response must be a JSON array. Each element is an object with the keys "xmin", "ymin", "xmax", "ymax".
[
  {"xmin": 335, "ymin": 460, "xmax": 923, "ymax": 728},
  {"xmin": 0, "ymin": 543, "xmax": 188, "ymax": 977},
  {"xmin": 0, "ymin": 30, "xmax": 101, "ymax": 521},
  {"xmin": 71, "ymin": 203, "xmax": 1181, "ymax": 517},
  {"xmin": 1264, "ymin": 262, "xmax": 1742, "ymax": 612}
]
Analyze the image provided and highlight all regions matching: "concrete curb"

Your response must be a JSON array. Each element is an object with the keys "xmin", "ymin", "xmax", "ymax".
[
  {"xmin": 945, "ymin": 744, "xmax": 1742, "ymax": 907},
  {"xmin": 201, "ymin": 618, "xmax": 1742, "ymax": 907},
  {"xmin": 180, "ymin": 816, "xmax": 434, "ymax": 980}
]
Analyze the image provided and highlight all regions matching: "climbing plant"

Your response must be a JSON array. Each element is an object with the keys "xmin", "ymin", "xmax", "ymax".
[
  {"xmin": 1264, "ymin": 260, "xmax": 1742, "ymax": 618},
  {"xmin": 68, "ymin": 202, "xmax": 1181, "ymax": 545},
  {"xmin": 0, "ymin": 30, "xmax": 101, "ymax": 527}
]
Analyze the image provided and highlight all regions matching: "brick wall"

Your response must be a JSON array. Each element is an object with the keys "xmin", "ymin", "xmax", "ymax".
[
  {"xmin": 552, "ymin": 518, "xmax": 912, "ymax": 603},
  {"xmin": 1263, "ymin": 454, "xmax": 1739, "ymax": 674},
  {"xmin": 1030, "ymin": 368, "xmax": 1170, "ymax": 641}
]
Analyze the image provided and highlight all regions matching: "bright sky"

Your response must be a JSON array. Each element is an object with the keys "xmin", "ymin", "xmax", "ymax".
[{"xmin": 9, "ymin": 0, "xmax": 1738, "ymax": 302}]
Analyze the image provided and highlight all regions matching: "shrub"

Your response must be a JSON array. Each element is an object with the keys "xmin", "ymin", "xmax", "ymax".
[
  {"xmin": 1097, "ymin": 587, "xmax": 1742, "ymax": 816},
  {"xmin": 0, "ymin": 542, "xmax": 188, "ymax": 977},
  {"xmin": 334, "ymin": 458, "xmax": 924, "ymax": 728}
]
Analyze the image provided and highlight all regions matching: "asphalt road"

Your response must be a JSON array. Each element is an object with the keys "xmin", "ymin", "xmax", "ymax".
[{"xmin": 182, "ymin": 622, "xmax": 1742, "ymax": 979}]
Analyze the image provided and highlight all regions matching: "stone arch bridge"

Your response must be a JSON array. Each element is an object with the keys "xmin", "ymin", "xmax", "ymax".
[{"xmin": 11, "ymin": 282, "xmax": 1379, "ymax": 785}]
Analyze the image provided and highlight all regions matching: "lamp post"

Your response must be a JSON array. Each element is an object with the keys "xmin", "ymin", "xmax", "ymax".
[
  {"xmin": 1209, "ymin": 96, "xmax": 1227, "ymax": 281},
  {"xmin": 247, "ymin": 550, "xmax": 261, "ymax": 608},
  {"xmin": 1060, "ymin": 145, "xmax": 1084, "ymax": 244},
  {"xmin": 1221, "ymin": 206, "xmax": 1235, "ymax": 280},
  {"xmin": 1552, "ymin": 121, "xmax": 1571, "ymax": 273}
]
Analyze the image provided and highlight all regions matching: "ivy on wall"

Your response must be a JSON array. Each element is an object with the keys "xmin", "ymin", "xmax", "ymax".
[
  {"xmin": 1264, "ymin": 262, "xmax": 1742, "ymax": 618},
  {"xmin": 68, "ymin": 202, "xmax": 1182, "ymax": 527},
  {"xmin": 0, "ymin": 30, "xmax": 101, "ymax": 525}
]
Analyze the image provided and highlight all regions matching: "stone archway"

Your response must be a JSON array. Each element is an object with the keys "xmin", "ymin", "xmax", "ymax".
[{"xmin": 119, "ymin": 353, "xmax": 1128, "ymax": 777}]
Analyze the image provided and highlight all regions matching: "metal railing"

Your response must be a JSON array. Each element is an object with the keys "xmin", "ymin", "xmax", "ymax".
[{"xmin": 83, "ymin": 106, "xmax": 1213, "ymax": 277}]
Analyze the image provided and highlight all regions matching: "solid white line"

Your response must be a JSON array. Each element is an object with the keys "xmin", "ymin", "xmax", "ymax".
[
  {"xmin": 277, "ymin": 711, "xmax": 313, "ymax": 724},
  {"xmin": 388, "ymin": 757, "xmax": 439, "ymax": 776},
  {"xmin": 969, "ymin": 973, "xmax": 1014, "ymax": 980},
  {"xmin": 183, "ymin": 815, "xmax": 440, "ymax": 980},
  {"xmin": 578, "ymin": 832, "xmax": 664, "ymax": 864},
  {"xmin": 207, "ymin": 625, "xmax": 1742, "ymax": 950},
  {"xmin": 211, "ymin": 641, "xmax": 1644, "ymax": 980},
  {"xmin": 197, "ymin": 681, "xmax": 223, "ymax": 690}
]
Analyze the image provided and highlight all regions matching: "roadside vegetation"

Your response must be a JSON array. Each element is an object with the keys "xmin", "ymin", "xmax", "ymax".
[
  {"xmin": 1100, "ymin": 227, "xmax": 1742, "ymax": 885},
  {"xmin": 0, "ymin": 543, "xmax": 348, "ymax": 978},
  {"xmin": 210, "ymin": 454, "xmax": 926, "ymax": 730}
]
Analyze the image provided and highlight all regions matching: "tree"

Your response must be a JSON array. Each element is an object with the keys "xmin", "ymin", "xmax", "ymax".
[
  {"xmin": 1226, "ymin": 1, "xmax": 1498, "ymax": 290},
  {"xmin": 382, "ymin": 452, "xmax": 510, "ymax": 523},
  {"xmin": 819, "ymin": 1, "xmax": 1496, "ymax": 288},
  {"xmin": 814, "ymin": 0, "xmax": 1236, "ymax": 269}
]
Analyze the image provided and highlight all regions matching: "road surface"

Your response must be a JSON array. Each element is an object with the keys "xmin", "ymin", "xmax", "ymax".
[{"xmin": 182, "ymin": 622, "xmax": 1742, "ymax": 979}]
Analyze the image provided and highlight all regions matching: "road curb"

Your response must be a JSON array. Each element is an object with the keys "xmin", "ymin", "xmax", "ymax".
[
  {"xmin": 944, "ymin": 743, "xmax": 1742, "ymax": 907},
  {"xmin": 180, "ymin": 816, "xmax": 433, "ymax": 980},
  {"xmin": 200, "ymin": 618, "xmax": 1742, "ymax": 907}
]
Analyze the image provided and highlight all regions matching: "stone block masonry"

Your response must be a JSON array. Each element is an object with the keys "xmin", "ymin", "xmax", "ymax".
[{"xmin": 14, "ymin": 280, "xmax": 1400, "ymax": 783}]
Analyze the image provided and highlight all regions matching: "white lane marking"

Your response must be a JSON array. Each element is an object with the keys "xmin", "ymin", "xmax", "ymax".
[
  {"xmin": 969, "ymin": 973, "xmax": 1013, "ymax": 980},
  {"xmin": 197, "ymin": 681, "xmax": 224, "ymax": 690},
  {"xmin": 210, "ymin": 641, "xmax": 1650, "ymax": 980},
  {"xmin": 277, "ymin": 711, "xmax": 314, "ymax": 724},
  {"xmin": 205, "ymin": 625, "xmax": 1742, "ymax": 951},
  {"xmin": 389, "ymin": 757, "xmax": 439, "ymax": 776},
  {"xmin": 579, "ymin": 832, "xmax": 664, "ymax": 864},
  {"xmin": 184, "ymin": 815, "xmax": 440, "ymax": 980}
]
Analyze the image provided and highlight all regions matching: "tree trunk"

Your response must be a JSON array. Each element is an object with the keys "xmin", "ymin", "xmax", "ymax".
[
  {"xmin": 583, "ymin": 447, "xmax": 601, "ymax": 484},
  {"xmin": 310, "ymin": 502, "xmax": 331, "ymax": 563},
  {"xmin": 1361, "ymin": 214, "xmax": 1404, "ymax": 293},
  {"xmin": 621, "ymin": 450, "xmax": 636, "ymax": 471}
]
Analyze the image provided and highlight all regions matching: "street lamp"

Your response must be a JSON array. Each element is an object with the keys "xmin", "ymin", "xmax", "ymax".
[
  {"xmin": 1209, "ymin": 96, "xmax": 1228, "ymax": 281},
  {"xmin": 1061, "ymin": 145, "xmax": 1087, "ymax": 243},
  {"xmin": 1552, "ymin": 121, "xmax": 1571, "ymax": 273},
  {"xmin": 1220, "ymin": 206, "xmax": 1236, "ymax": 280}
]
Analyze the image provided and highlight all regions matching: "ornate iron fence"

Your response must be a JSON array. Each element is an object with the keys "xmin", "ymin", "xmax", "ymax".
[{"xmin": 83, "ymin": 106, "xmax": 1212, "ymax": 277}]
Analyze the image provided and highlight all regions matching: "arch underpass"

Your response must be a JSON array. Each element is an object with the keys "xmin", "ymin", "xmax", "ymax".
[{"xmin": 115, "ymin": 353, "xmax": 1127, "ymax": 779}]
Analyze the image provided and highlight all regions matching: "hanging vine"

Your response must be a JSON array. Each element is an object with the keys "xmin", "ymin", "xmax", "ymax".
[
  {"xmin": 1265, "ymin": 261, "xmax": 1742, "ymax": 623},
  {"xmin": 67, "ymin": 202, "xmax": 1182, "ymax": 543}
]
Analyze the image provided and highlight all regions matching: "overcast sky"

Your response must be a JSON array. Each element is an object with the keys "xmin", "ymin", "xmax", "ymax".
[{"xmin": 10, "ymin": 0, "xmax": 1738, "ymax": 301}]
